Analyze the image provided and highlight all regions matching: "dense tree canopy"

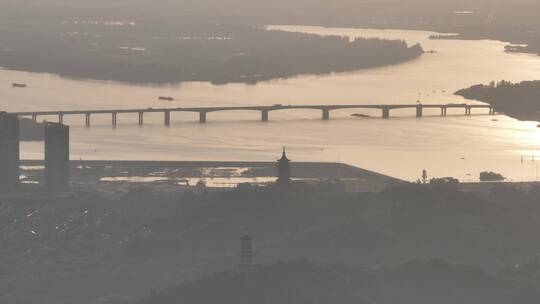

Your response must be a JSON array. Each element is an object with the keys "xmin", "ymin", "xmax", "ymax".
[
  {"xmin": 0, "ymin": 22, "xmax": 423, "ymax": 84},
  {"xmin": 139, "ymin": 259, "xmax": 540, "ymax": 304},
  {"xmin": 456, "ymin": 80, "xmax": 540, "ymax": 121}
]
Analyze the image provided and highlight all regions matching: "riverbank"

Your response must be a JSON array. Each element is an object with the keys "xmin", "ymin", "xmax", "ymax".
[
  {"xmin": 430, "ymin": 33, "xmax": 540, "ymax": 57},
  {"xmin": 18, "ymin": 160, "xmax": 402, "ymax": 193},
  {"xmin": 0, "ymin": 24, "xmax": 423, "ymax": 85},
  {"xmin": 456, "ymin": 80, "xmax": 540, "ymax": 122},
  {"xmin": 4, "ymin": 27, "xmax": 540, "ymax": 182}
]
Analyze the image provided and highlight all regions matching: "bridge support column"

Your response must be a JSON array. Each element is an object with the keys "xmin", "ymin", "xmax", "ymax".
[
  {"xmin": 58, "ymin": 114, "xmax": 64, "ymax": 124},
  {"xmin": 322, "ymin": 109, "xmax": 330, "ymax": 120},
  {"xmin": 441, "ymin": 107, "xmax": 447, "ymax": 117},
  {"xmin": 382, "ymin": 108, "xmax": 390, "ymax": 119},
  {"xmin": 164, "ymin": 111, "xmax": 171, "ymax": 126},
  {"xmin": 138, "ymin": 112, "xmax": 144, "ymax": 125},
  {"xmin": 112, "ymin": 112, "xmax": 117, "ymax": 127},
  {"xmin": 261, "ymin": 110, "xmax": 269, "ymax": 122},
  {"xmin": 85, "ymin": 113, "xmax": 91, "ymax": 127},
  {"xmin": 199, "ymin": 111, "xmax": 207, "ymax": 123},
  {"xmin": 416, "ymin": 105, "xmax": 423, "ymax": 118}
]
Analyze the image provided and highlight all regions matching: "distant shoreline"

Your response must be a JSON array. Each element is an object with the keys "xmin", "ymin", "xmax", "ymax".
[
  {"xmin": 456, "ymin": 80, "xmax": 540, "ymax": 122},
  {"xmin": 20, "ymin": 159, "xmax": 403, "ymax": 181},
  {"xmin": 0, "ymin": 27, "xmax": 424, "ymax": 86},
  {"xmin": 0, "ymin": 55, "xmax": 423, "ymax": 86}
]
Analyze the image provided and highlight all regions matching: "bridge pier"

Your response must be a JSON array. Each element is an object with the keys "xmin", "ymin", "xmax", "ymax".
[
  {"xmin": 382, "ymin": 108, "xmax": 390, "ymax": 119},
  {"xmin": 85, "ymin": 113, "xmax": 91, "ymax": 127},
  {"xmin": 416, "ymin": 105, "xmax": 423, "ymax": 118},
  {"xmin": 261, "ymin": 110, "xmax": 269, "ymax": 122},
  {"xmin": 164, "ymin": 111, "xmax": 171, "ymax": 126},
  {"xmin": 199, "ymin": 111, "xmax": 207, "ymax": 123},
  {"xmin": 441, "ymin": 107, "xmax": 447, "ymax": 117},
  {"xmin": 322, "ymin": 109, "xmax": 330, "ymax": 120},
  {"xmin": 14, "ymin": 103, "xmax": 492, "ymax": 127}
]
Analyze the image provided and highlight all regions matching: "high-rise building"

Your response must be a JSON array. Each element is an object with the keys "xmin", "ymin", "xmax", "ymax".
[
  {"xmin": 44, "ymin": 122, "xmax": 70, "ymax": 192},
  {"xmin": 276, "ymin": 148, "xmax": 291, "ymax": 186},
  {"xmin": 0, "ymin": 112, "xmax": 20, "ymax": 192},
  {"xmin": 239, "ymin": 233, "xmax": 254, "ymax": 270}
]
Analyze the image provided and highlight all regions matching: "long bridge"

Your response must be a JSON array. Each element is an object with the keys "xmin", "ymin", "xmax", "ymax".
[{"xmin": 11, "ymin": 103, "xmax": 494, "ymax": 127}]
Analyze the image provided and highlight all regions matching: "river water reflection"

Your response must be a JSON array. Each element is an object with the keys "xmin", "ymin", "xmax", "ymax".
[{"xmin": 2, "ymin": 26, "xmax": 540, "ymax": 181}]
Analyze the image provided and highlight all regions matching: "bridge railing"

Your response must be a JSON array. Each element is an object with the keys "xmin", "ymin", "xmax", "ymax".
[{"xmin": 11, "ymin": 103, "xmax": 495, "ymax": 126}]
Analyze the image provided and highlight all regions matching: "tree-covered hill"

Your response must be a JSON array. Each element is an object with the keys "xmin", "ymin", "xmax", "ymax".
[
  {"xmin": 456, "ymin": 80, "xmax": 540, "ymax": 121},
  {"xmin": 138, "ymin": 259, "xmax": 540, "ymax": 304},
  {"xmin": 2, "ymin": 0, "xmax": 540, "ymax": 56},
  {"xmin": 3, "ymin": 183, "xmax": 540, "ymax": 303},
  {"xmin": 0, "ymin": 22, "xmax": 423, "ymax": 85}
]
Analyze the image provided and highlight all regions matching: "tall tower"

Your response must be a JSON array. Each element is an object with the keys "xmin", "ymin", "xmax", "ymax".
[
  {"xmin": 0, "ymin": 112, "xmax": 20, "ymax": 192},
  {"xmin": 44, "ymin": 122, "xmax": 70, "ymax": 192},
  {"xmin": 239, "ymin": 233, "xmax": 254, "ymax": 270},
  {"xmin": 276, "ymin": 147, "xmax": 291, "ymax": 186}
]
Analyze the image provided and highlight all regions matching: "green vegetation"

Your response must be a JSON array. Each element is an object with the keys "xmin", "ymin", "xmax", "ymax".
[
  {"xmin": 2, "ymin": 1, "xmax": 540, "ymax": 56},
  {"xmin": 480, "ymin": 171, "xmax": 506, "ymax": 182},
  {"xmin": 3, "ymin": 180, "xmax": 540, "ymax": 303},
  {"xmin": 456, "ymin": 80, "xmax": 540, "ymax": 121},
  {"xmin": 429, "ymin": 177, "xmax": 460, "ymax": 191},
  {"xmin": 139, "ymin": 259, "xmax": 540, "ymax": 304},
  {"xmin": 0, "ymin": 22, "xmax": 423, "ymax": 84}
]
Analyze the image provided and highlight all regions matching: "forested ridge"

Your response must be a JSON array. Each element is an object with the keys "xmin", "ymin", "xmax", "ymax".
[{"xmin": 456, "ymin": 80, "xmax": 540, "ymax": 121}]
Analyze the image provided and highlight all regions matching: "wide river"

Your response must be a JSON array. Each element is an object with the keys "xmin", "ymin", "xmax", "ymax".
[{"xmin": 2, "ymin": 26, "xmax": 540, "ymax": 181}]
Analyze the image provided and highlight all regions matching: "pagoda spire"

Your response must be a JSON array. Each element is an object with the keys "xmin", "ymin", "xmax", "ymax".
[
  {"xmin": 277, "ymin": 147, "xmax": 291, "ymax": 186},
  {"xmin": 279, "ymin": 146, "xmax": 290, "ymax": 162},
  {"xmin": 239, "ymin": 229, "xmax": 254, "ymax": 271}
]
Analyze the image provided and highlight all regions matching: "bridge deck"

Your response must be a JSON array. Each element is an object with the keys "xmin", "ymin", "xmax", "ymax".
[
  {"xmin": 11, "ymin": 103, "xmax": 491, "ymax": 116},
  {"xmin": 8, "ymin": 103, "xmax": 494, "ymax": 126}
]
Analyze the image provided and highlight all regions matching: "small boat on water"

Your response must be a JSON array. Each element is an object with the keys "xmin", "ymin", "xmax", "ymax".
[
  {"xmin": 351, "ymin": 113, "xmax": 370, "ymax": 118},
  {"xmin": 12, "ymin": 83, "xmax": 27, "ymax": 88},
  {"xmin": 158, "ymin": 96, "xmax": 174, "ymax": 101}
]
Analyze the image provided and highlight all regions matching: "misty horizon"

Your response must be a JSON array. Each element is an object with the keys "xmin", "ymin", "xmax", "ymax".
[{"xmin": 2, "ymin": 1, "xmax": 540, "ymax": 303}]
